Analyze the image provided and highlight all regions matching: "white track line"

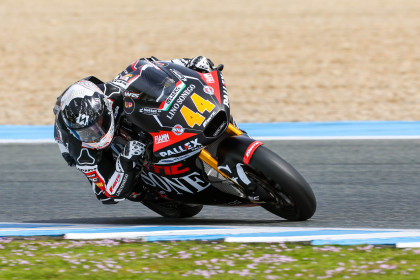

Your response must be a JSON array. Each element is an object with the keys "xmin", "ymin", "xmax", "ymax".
[{"xmin": 225, "ymin": 231, "xmax": 420, "ymax": 243}]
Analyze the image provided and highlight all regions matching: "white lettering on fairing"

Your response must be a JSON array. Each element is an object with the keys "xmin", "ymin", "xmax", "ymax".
[{"xmin": 140, "ymin": 170, "xmax": 210, "ymax": 194}]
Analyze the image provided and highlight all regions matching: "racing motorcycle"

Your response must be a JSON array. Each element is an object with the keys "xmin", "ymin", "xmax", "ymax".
[{"xmin": 115, "ymin": 61, "xmax": 316, "ymax": 221}]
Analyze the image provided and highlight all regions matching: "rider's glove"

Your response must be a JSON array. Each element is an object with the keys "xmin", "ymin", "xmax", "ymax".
[
  {"xmin": 117, "ymin": 140, "xmax": 146, "ymax": 172},
  {"xmin": 121, "ymin": 140, "xmax": 146, "ymax": 161},
  {"xmin": 188, "ymin": 56, "xmax": 216, "ymax": 73}
]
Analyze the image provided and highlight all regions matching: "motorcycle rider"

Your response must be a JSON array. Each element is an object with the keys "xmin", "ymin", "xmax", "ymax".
[{"xmin": 53, "ymin": 56, "xmax": 217, "ymax": 204}]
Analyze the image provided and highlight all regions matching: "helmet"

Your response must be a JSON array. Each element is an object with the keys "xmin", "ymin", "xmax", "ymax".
[{"xmin": 60, "ymin": 80, "xmax": 115, "ymax": 149}]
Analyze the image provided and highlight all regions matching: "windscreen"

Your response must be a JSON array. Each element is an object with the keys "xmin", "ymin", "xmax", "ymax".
[{"xmin": 127, "ymin": 66, "xmax": 176, "ymax": 104}]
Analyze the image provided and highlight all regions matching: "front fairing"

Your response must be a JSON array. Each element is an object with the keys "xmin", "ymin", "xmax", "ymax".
[{"xmin": 124, "ymin": 62, "xmax": 230, "ymax": 162}]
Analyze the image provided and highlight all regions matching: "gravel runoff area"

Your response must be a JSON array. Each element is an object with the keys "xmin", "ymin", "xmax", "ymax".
[{"xmin": 1, "ymin": 0, "xmax": 420, "ymax": 125}]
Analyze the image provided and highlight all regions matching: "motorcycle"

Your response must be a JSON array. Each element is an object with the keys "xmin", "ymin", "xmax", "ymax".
[{"xmin": 114, "ymin": 60, "xmax": 316, "ymax": 221}]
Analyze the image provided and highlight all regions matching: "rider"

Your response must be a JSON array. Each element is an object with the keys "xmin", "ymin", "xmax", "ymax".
[{"xmin": 53, "ymin": 56, "xmax": 217, "ymax": 204}]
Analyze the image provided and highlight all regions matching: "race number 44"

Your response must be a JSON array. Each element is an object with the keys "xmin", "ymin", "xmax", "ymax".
[{"xmin": 181, "ymin": 93, "xmax": 215, "ymax": 128}]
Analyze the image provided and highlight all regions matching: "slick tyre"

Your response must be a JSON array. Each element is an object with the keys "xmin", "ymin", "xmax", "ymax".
[
  {"xmin": 142, "ymin": 199, "xmax": 203, "ymax": 218},
  {"xmin": 246, "ymin": 146, "xmax": 316, "ymax": 221}
]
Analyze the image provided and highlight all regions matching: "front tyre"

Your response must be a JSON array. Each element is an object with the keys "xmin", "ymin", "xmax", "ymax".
[{"xmin": 246, "ymin": 146, "xmax": 316, "ymax": 221}]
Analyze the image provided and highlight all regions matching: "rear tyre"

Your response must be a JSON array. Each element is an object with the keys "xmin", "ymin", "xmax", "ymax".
[{"xmin": 246, "ymin": 146, "xmax": 316, "ymax": 221}]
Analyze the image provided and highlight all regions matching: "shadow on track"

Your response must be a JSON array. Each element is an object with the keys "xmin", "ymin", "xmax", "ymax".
[{"xmin": 26, "ymin": 217, "xmax": 289, "ymax": 226}]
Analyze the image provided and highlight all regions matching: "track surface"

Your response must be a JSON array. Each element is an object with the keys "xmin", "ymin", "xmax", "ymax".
[{"xmin": 1, "ymin": 140, "xmax": 419, "ymax": 229}]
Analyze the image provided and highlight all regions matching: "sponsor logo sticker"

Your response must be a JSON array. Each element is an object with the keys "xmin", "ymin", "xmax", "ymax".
[
  {"xmin": 125, "ymin": 101, "xmax": 133, "ymax": 108},
  {"xmin": 203, "ymin": 73, "xmax": 214, "ymax": 83},
  {"xmin": 172, "ymin": 124, "xmax": 184, "ymax": 136},
  {"xmin": 124, "ymin": 99, "xmax": 135, "ymax": 114},
  {"xmin": 124, "ymin": 92, "xmax": 141, "ymax": 99},
  {"xmin": 243, "ymin": 141, "xmax": 264, "ymax": 165},
  {"xmin": 139, "ymin": 107, "xmax": 160, "ymax": 115},
  {"xmin": 203, "ymin": 86, "xmax": 214, "ymax": 95},
  {"xmin": 154, "ymin": 133, "xmax": 170, "ymax": 144}
]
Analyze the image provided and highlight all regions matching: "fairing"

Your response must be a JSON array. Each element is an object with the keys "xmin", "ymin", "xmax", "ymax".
[{"xmin": 123, "ymin": 62, "xmax": 230, "ymax": 162}]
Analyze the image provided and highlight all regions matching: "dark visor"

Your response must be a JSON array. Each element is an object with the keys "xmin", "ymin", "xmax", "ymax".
[{"xmin": 70, "ymin": 112, "xmax": 112, "ymax": 143}]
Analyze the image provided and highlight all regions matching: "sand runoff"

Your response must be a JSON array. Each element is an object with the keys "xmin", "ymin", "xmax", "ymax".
[{"xmin": 1, "ymin": 0, "xmax": 420, "ymax": 124}]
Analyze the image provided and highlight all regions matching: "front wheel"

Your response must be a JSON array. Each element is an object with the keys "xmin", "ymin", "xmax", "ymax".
[{"xmin": 245, "ymin": 146, "xmax": 316, "ymax": 221}]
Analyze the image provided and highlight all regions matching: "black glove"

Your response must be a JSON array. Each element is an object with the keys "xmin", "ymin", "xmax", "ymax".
[
  {"xmin": 188, "ymin": 56, "xmax": 216, "ymax": 73},
  {"xmin": 121, "ymin": 141, "xmax": 146, "ymax": 160},
  {"xmin": 117, "ymin": 141, "xmax": 146, "ymax": 172}
]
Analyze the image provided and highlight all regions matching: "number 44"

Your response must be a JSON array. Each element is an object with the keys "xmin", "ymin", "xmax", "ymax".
[{"xmin": 180, "ymin": 93, "xmax": 215, "ymax": 128}]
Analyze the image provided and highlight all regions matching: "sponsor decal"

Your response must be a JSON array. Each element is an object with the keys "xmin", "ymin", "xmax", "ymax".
[
  {"xmin": 158, "ymin": 138, "xmax": 202, "ymax": 157},
  {"xmin": 113, "ymin": 74, "xmax": 133, "ymax": 87},
  {"xmin": 220, "ymin": 73, "xmax": 229, "ymax": 107},
  {"xmin": 84, "ymin": 170, "xmax": 106, "ymax": 190},
  {"xmin": 223, "ymin": 90, "xmax": 229, "ymax": 108},
  {"xmin": 166, "ymin": 84, "xmax": 196, "ymax": 119},
  {"xmin": 213, "ymin": 121, "xmax": 227, "ymax": 137},
  {"xmin": 76, "ymin": 166, "xmax": 96, "ymax": 173},
  {"xmin": 150, "ymin": 131, "xmax": 197, "ymax": 152},
  {"xmin": 203, "ymin": 73, "xmax": 215, "ymax": 83},
  {"xmin": 108, "ymin": 173, "xmax": 122, "ymax": 194},
  {"xmin": 124, "ymin": 92, "xmax": 141, "ymax": 99},
  {"xmin": 154, "ymin": 133, "xmax": 170, "ymax": 144},
  {"xmin": 148, "ymin": 163, "xmax": 190, "ymax": 176},
  {"xmin": 115, "ymin": 174, "xmax": 128, "ymax": 196},
  {"xmin": 202, "ymin": 111, "xmax": 217, "ymax": 127},
  {"xmin": 125, "ymin": 101, "xmax": 133, "ymax": 108},
  {"xmin": 221, "ymin": 82, "xmax": 229, "ymax": 108},
  {"xmin": 203, "ymin": 86, "xmax": 214, "ymax": 95},
  {"xmin": 243, "ymin": 141, "xmax": 264, "ymax": 165},
  {"xmin": 218, "ymin": 163, "xmax": 252, "ymax": 186},
  {"xmin": 124, "ymin": 99, "xmax": 135, "ymax": 114},
  {"xmin": 199, "ymin": 72, "xmax": 221, "ymax": 103},
  {"xmin": 76, "ymin": 114, "xmax": 89, "ymax": 126},
  {"xmin": 141, "ymin": 170, "xmax": 210, "ymax": 194},
  {"xmin": 159, "ymin": 81, "xmax": 186, "ymax": 111},
  {"xmin": 172, "ymin": 124, "xmax": 184, "ymax": 136},
  {"xmin": 139, "ymin": 107, "xmax": 160, "ymax": 115},
  {"xmin": 156, "ymin": 149, "xmax": 201, "ymax": 164},
  {"xmin": 122, "ymin": 74, "xmax": 133, "ymax": 81}
]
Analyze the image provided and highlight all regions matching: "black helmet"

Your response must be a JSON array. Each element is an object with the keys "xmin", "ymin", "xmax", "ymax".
[{"xmin": 60, "ymin": 80, "xmax": 115, "ymax": 149}]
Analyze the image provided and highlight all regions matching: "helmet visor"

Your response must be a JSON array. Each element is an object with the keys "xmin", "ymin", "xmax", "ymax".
[{"xmin": 70, "ymin": 111, "xmax": 112, "ymax": 143}]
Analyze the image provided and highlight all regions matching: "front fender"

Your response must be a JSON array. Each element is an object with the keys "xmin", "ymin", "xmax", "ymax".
[
  {"xmin": 216, "ymin": 135, "xmax": 264, "ymax": 183},
  {"xmin": 217, "ymin": 134, "xmax": 264, "ymax": 166}
]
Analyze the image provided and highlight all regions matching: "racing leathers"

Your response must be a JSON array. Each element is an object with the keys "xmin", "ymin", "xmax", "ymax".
[{"xmin": 53, "ymin": 56, "xmax": 217, "ymax": 204}]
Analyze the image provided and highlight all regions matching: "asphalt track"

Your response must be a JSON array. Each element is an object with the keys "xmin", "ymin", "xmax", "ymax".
[{"xmin": 1, "ymin": 139, "xmax": 419, "ymax": 229}]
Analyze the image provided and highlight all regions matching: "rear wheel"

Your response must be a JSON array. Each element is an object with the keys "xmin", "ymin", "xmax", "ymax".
[{"xmin": 245, "ymin": 146, "xmax": 316, "ymax": 221}]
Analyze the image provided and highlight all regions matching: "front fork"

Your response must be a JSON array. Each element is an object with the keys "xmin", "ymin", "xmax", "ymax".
[
  {"xmin": 199, "ymin": 124, "xmax": 270, "ymax": 203},
  {"xmin": 198, "ymin": 123, "xmax": 242, "ymax": 180},
  {"xmin": 198, "ymin": 123, "xmax": 252, "ymax": 198}
]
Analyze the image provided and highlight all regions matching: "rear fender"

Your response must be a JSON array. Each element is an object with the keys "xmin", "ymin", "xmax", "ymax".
[{"xmin": 216, "ymin": 135, "xmax": 264, "ymax": 186}]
